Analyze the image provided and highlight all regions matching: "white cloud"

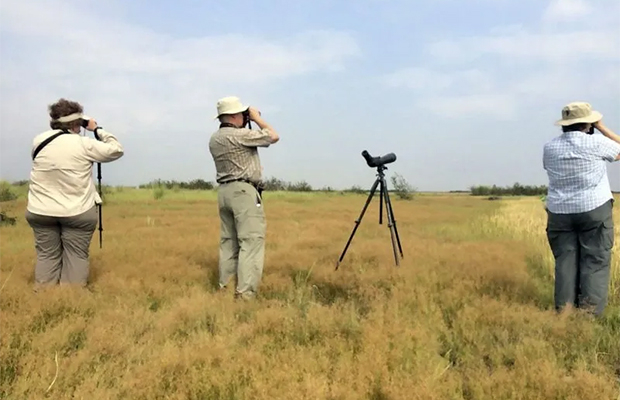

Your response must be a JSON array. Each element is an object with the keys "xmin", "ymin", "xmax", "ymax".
[
  {"xmin": 427, "ymin": 30, "xmax": 619, "ymax": 65},
  {"xmin": 0, "ymin": 0, "xmax": 361, "ymax": 134},
  {"xmin": 543, "ymin": 0, "xmax": 592, "ymax": 22},
  {"xmin": 419, "ymin": 94, "xmax": 518, "ymax": 120},
  {"xmin": 381, "ymin": 0, "xmax": 620, "ymax": 119},
  {"xmin": 381, "ymin": 68, "xmax": 455, "ymax": 91},
  {"xmin": 381, "ymin": 68, "xmax": 494, "ymax": 93}
]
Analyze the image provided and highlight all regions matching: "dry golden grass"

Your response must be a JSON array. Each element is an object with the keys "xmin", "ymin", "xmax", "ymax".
[
  {"xmin": 1, "ymin": 190, "xmax": 619, "ymax": 400},
  {"xmin": 482, "ymin": 195, "xmax": 620, "ymax": 305}
]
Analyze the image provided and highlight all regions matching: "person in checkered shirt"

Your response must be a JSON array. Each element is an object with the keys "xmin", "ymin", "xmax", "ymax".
[
  {"xmin": 543, "ymin": 102, "xmax": 620, "ymax": 317},
  {"xmin": 209, "ymin": 96, "xmax": 280, "ymax": 301}
]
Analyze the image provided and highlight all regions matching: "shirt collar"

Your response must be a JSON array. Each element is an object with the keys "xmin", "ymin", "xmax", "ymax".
[{"xmin": 562, "ymin": 131, "xmax": 584, "ymax": 137}]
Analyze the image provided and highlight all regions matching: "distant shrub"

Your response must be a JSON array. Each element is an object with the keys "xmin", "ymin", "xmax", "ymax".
[
  {"xmin": 0, "ymin": 210, "xmax": 17, "ymax": 226},
  {"xmin": 0, "ymin": 181, "xmax": 18, "ymax": 202},
  {"xmin": 262, "ymin": 177, "xmax": 288, "ymax": 191},
  {"xmin": 259, "ymin": 177, "xmax": 313, "ymax": 192},
  {"xmin": 344, "ymin": 185, "xmax": 366, "ymax": 194},
  {"xmin": 153, "ymin": 186, "xmax": 165, "ymax": 200},
  {"xmin": 287, "ymin": 181, "xmax": 313, "ymax": 192},
  {"xmin": 390, "ymin": 173, "xmax": 416, "ymax": 200}
]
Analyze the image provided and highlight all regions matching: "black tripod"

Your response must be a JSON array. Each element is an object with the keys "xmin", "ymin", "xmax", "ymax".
[
  {"xmin": 96, "ymin": 162, "xmax": 103, "ymax": 248},
  {"xmin": 336, "ymin": 164, "xmax": 403, "ymax": 270},
  {"xmin": 93, "ymin": 131, "xmax": 103, "ymax": 249}
]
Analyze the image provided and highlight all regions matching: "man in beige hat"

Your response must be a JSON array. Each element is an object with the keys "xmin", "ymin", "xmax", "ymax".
[
  {"xmin": 543, "ymin": 101, "xmax": 620, "ymax": 316},
  {"xmin": 208, "ymin": 96, "xmax": 280, "ymax": 300}
]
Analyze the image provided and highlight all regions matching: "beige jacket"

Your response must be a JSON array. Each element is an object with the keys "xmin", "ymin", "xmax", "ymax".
[{"xmin": 27, "ymin": 128, "xmax": 124, "ymax": 217}]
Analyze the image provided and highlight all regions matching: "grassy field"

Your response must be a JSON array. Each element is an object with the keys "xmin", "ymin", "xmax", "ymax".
[{"xmin": 1, "ymin": 188, "xmax": 619, "ymax": 400}]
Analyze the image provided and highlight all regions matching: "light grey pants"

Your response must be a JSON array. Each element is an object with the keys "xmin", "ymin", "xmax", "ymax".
[
  {"xmin": 217, "ymin": 181, "xmax": 266, "ymax": 300},
  {"xmin": 25, "ymin": 206, "xmax": 98, "ymax": 287}
]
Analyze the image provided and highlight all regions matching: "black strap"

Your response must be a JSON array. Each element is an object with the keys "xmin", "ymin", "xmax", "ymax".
[
  {"xmin": 32, "ymin": 130, "xmax": 69, "ymax": 160},
  {"xmin": 219, "ymin": 122, "xmax": 239, "ymax": 129}
]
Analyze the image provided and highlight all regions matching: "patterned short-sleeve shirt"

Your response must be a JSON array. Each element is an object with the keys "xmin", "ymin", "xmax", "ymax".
[
  {"xmin": 208, "ymin": 126, "xmax": 275, "ymax": 184},
  {"xmin": 543, "ymin": 131, "xmax": 620, "ymax": 214}
]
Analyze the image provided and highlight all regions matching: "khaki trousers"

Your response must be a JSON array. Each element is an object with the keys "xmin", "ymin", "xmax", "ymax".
[
  {"xmin": 217, "ymin": 181, "xmax": 266, "ymax": 299},
  {"xmin": 25, "ymin": 205, "xmax": 98, "ymax": 288}
]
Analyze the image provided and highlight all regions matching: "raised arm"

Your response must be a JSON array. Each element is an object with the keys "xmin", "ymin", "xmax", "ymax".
[
  {"xmin": 594, "ymin": 120, "xmax": 620, "ymax": 161},
  {"xmin": 249, "ymin": 107, "xmax": 279, "ymax": 143},
  {"xmin": 81, "ymin": 119, "xmax": 124, "ymax": 163}
]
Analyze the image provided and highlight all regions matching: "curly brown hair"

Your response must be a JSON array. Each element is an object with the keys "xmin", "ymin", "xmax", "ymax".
[{"xmin": 49, "ymin": 98, "xmax": 84, "ymax": 130}]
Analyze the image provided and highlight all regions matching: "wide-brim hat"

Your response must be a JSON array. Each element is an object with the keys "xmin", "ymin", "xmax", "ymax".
[
  {"xmin": 555, "ymin": 102, "xmax": 602, "ymax": 126},
  {"xmin": 214, "ymin": 96, "xmax": 249, "ymax": 119}
]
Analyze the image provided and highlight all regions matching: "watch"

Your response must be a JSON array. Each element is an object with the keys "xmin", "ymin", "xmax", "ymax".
[{"xmin": 94, "ymin": 127, "xmax": 103, "ymax": 137}]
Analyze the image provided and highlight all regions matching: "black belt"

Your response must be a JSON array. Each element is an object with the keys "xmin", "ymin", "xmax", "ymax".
[
  {"xmin": 220, "ymin": 178, "xmax": 257, "ymax": 186},
  {"xmin": 220, "ymin": 178, "xmax": 264, "ymax": 195}
]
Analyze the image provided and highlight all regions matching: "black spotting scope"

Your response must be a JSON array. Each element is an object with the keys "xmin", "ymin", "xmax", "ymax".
[{"xmin": 362, "ymin": 150, "xmax": 397, "ymax": 168}]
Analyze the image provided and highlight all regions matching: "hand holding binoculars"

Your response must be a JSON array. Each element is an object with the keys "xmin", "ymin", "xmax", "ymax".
[{"xmin": 80, "ymin": 117, "xmax": 98, "ymax": 132}]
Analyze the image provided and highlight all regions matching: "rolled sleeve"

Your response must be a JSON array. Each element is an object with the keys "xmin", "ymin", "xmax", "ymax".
[
  {"xmin": 237, "ymin": 128, "xmax": 275, "ymax": 148},
  {"xmin": 598, "ymin": 136, "xmax": 620, "ymax": 162}
]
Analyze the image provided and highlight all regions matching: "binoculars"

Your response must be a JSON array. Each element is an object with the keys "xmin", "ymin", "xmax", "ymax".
[{"xmin": 242, "ymin": 108, "xmax": 261, "ymax": 128}]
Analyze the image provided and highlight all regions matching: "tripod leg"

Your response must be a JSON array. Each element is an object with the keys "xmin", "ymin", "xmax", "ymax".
[
  {"xmin": 98, "ymin": 204, "xmax": 103, "ymax": 249},
  {"xmin": 97, "ymin": 162, "xmax": 103, "ymax": 249},
  {"xmin": 380, "ymin": 178, "xmax": 400, "ymax": 266},
  {"xmin": 379, "ymin": 179, "xmax": 384, "ymax": 225},
  {"xmin": 336, "ymin": 178, "xmax": 381, "ymax": 270},
  {"xmin": 383, "ymin": 181, "xmax": 403, "ymax": 261}
]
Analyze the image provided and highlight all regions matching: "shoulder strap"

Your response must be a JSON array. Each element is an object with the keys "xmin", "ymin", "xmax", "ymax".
[{"xmin": 32, "ymin": 130, "xmax": 69, "ymax": 160}]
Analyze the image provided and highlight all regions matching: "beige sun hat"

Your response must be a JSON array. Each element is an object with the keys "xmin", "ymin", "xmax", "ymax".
[
  {"xmin": 555, "ymin": 102, "xmax": 602, "ymax": 126},
  {"xmin": 214, "ymin": 96, "xmax": 249, "ymax": 119}
]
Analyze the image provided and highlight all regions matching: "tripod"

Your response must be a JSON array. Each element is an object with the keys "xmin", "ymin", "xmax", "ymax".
[
  {"xmin": 336, "ymin": 164, "xmax": 403, "ymax": 270},
  {"xmin": 96, "ymin": 162, "xmax": 103, "ymax": 248},
  {"xmin": 93, "ymin": 130, "xmax": 103, "ymax": 249}
]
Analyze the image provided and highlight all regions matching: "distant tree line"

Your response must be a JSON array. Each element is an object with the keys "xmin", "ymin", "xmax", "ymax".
[
  {"xmin": 261, "ymin": 177, "xmax": 313, "ymax": 192},
  {"xmin": 1, "ymin": 177, "xmax": 388, "ymax": 195},
  {"xmin": 5, "ymin": 178, "xmax": 561, "ymax": 197},
  {"xmin": 137, "ymin": 177, "xmax": 367, "ymax": 193},
  {"xmin": 470, "ymin": 182, "xmax": 548, "ymax": 196},
  {"xmin": 135, "ymin": 176, "xmax": 419, "ymax": 198},
  {"xmin": 139, "ymin": 179, "xmax": 215, "ymax": 190}
]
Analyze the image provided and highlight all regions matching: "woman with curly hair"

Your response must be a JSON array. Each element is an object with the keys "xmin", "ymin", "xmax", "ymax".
[{"xmin": 26, "ymin": 98, "xmax": 124, "ymax": 290}]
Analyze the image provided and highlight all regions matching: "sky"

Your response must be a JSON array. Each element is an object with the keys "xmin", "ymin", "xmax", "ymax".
[{"xmin": 1, "ymin": 0, "xmax": 619, "ymax": 191}]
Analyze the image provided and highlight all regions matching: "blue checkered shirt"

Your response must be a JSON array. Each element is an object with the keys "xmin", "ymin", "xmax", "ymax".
[{"xmin": 543, "ymin": 131, "xmax": 620, "ymax": 214}]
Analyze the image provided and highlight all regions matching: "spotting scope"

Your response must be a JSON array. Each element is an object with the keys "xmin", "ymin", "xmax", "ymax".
[{"xmin": 362, "ymin": 150, "xmax": 396, "ymax": 168}]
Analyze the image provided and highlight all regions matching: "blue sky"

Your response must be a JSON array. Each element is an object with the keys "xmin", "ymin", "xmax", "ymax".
[{"xmin": 1, "ymin": 0, "xmax": 619, "ymax": 191}]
